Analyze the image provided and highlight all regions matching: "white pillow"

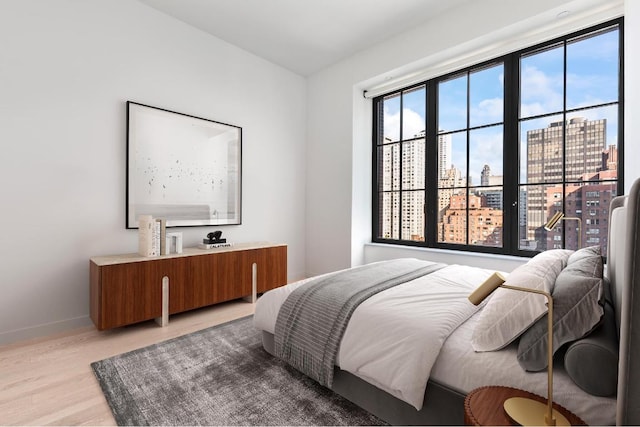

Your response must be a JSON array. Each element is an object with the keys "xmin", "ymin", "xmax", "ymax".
[{"xmin": 471, "ymin": 249, "xmax": 573, "ymax": 352}]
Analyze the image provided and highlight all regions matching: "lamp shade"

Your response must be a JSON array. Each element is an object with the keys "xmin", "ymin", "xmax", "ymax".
[
  {"xmin": 544, "ymin": 211, "xmax": 565, "ymax": 231},
  {"xmin": 468, "ymin": 272, "xmax": 506, "ymax": 305}
]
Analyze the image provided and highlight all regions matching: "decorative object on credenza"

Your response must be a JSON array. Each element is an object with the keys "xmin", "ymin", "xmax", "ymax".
[
  {"xmin": 138, "ymin": 215, "xmax": 157, "ymax": 257},
  {"xmin": 126, "ymin": 101, "xmax": 242, "ymax": 229},
  {"xmin": 468, "ymin": 272, "xmax": 571, "ymax": 426},
  {"xmin": 199, "ymin": 242, "xmax": 233, "ymax": 249},
  {"xmin": 166, "ymin": 232, "xmax": 183, "ymax": 254},
  {"xmin": 204, "ymin": 230, "xmax": 226, "ymax": 244},
  {"xmin": 138, "ymin": 215, "xmax": 169, "ymax": 256},
  {"xmin": 199, "ymin": 231, "xmax": 232, "ymax": 249},
  {"xmin": 544, "ymin": 211, "xmax": 583, "ymax": 249}
]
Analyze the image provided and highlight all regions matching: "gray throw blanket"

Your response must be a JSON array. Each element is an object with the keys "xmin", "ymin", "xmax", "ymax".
[{"xmin": 274, "ymin": 258, "xmax": 445, "ymax": 388}]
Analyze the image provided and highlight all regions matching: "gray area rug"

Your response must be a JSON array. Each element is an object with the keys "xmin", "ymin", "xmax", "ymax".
[{"xmin": 91, "ymin": 316, "xmax": 385, "ymax": 426}]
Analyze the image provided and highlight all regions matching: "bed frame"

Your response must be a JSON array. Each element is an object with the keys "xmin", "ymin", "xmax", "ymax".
[
  {"xmin": 262, "ymin": 178, "xmax": 640, "ymax": 425},
  {"xmin": 610, "ymin": 178, "xmax": 640, "ymax": 425}
]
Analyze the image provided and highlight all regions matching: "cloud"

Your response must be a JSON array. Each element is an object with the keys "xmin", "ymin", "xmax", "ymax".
[
  {"xmin": 402, "ymin": 109, "xmax": 425, "ymax": 138},
  {"xmin": 520, "ymin": 65, "xmax": 563, "ymax": 117},
  {"xmin": 566, "ymin": 72, "xmax": 617, "ymax": 108},
  {"xmin": 471, "ymin": 98, "xmax": 503, "ymax": 125},
  {"xmin": 383, "ymin": 107, "xmax": 425, "ymax": 140}
]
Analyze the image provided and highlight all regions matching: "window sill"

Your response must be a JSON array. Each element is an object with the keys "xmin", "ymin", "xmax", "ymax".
[{"xmin": 363, "ymin": 242, "xmax": 527, "ymax": 272}]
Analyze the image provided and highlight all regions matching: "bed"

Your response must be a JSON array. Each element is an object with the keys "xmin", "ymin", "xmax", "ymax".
[{"xmin": 253, "ymin": 177, "xmax": 640, "ymax": 426}]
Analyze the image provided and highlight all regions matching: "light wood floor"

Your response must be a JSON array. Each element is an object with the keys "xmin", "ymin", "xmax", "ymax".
[{"xmin": 0, "ymin": 301, "xmax": 255, "ymax": 425}]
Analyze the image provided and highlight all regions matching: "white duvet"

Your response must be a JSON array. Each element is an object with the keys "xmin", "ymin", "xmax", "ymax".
[{"xmin": 254, "ymin": 263, "xmax": 493, "ymax": 410}]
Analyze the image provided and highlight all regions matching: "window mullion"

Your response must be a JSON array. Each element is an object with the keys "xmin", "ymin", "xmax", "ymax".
[
  {"xmin": 617, "ymin": 19, "xmax": 625, "ymax": 197},
  {"xmin": 562, "ymin": 40, "xmax": 568, "ymax": 250},
  {"xmin": 426, "ymin": 81, "xmax": 438, "ymax": 247},
  {"xmin": 398, "ymin": 95, "xmax": 404, "ymax": 241},
  {"xmin": 465, "ymin": 72, "xmax": 471, "ymax": 246},
  {"xmin": 503, "ymin": 53, "xmax": 519, "ymax": 255}
]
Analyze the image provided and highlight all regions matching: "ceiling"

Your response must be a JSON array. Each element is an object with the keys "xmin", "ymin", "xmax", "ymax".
[{"xmin": 138, "ymin": 0, "xmax": 474, "ymax": 76}]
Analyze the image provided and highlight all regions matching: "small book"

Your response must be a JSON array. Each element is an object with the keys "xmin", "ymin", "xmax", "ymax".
[
  {"xmin": 156, "ymin": 218, "xmax": 167, "ymax": 255},
  {"xmin": 152, "ymin": 220, "xmax": 160, "ymax": 256},
  {"xmin": 203, "ymin": 238, "xmax": 227, "ymax": 244},
  {"xmin": 198, "ymin": 242, "xmax": 233, "ymax": 249}
]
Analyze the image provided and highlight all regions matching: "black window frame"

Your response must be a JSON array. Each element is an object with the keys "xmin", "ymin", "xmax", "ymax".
[{"xmin": 371, "ymin": 18, "xmax": 624, "ymax": 258}]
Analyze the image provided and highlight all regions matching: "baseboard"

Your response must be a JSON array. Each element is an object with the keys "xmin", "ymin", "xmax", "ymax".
[{"xmin": 0, "ymin": 315, "xmax": 93, "ymax": 346}]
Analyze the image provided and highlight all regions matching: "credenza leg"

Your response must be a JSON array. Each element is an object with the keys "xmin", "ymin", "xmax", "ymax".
[
  {"xmin": 252, "ymin": 262, "xmax": 257, "ymax": 302},
  {"xmin": 154, "ymin": 276, "xmax": 169, "ymax": 327},
  {"xmin": 243, "ymin": 262, "xmax": 258, "ymax": 303}
]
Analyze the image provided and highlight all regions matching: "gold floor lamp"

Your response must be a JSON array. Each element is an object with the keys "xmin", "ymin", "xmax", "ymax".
[{"xmin": 468, "ymin": 272, "xmax": 570, "ymax": 426}]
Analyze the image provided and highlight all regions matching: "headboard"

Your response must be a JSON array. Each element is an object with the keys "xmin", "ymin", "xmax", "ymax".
[{"xmin": 608, "ymin": 178, "xmax": 640, "ymax": 425}]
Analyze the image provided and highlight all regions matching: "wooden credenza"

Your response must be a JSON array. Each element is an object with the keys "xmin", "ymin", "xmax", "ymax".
[{"xmin": 90, "ymin": 242, "xmax": 287, "ymax": 330}]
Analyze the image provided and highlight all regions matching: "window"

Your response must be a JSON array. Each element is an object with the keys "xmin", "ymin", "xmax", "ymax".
[
  {"xmin": 376, "ymin": 85, "xmax": 426, "ymax": 241},
  {"xmin": 437, "ymin": 64, "xmax": 504, "ymax": 248},
  {"xmin": 372, "ymin": 19, "xmax": 623, "ymax": 257}
]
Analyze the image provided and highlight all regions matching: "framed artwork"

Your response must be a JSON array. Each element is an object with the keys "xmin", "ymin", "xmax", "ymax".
[{"xmin": 126, "ymin": 101, "xmax": 242, "ymax": 228}]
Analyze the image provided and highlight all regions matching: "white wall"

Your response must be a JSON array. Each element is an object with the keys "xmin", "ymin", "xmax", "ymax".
[
  {"xmin": 0, "ymin": 0, "xmax": 307, "ymax": 344},
  {"xmin": 306, "ymin": 0, "xmax": 629, "ymax": 277}
]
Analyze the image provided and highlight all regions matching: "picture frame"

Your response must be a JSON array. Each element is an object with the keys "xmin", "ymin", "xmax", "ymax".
[{"xmin": 126, "ymin": 101, "xmax": 242, "ymax": 228}]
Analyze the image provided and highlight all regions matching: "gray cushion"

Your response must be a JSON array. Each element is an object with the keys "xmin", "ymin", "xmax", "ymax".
[
  {"xmin": 564, "ymin": 296, "xmax": 618, "ymax": 396},
  {"xmin": 517, "ymin": 246, "xmax": 604, "ymax": 371}
]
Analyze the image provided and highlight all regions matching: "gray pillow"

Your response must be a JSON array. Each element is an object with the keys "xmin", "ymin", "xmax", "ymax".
[
  {"xmin": 517, "ymin": 246, "xmax": 604, "ymax": 371},
  {"xmin": 564, "ymin": 297, "xmax": 618, "ymax": 396}
]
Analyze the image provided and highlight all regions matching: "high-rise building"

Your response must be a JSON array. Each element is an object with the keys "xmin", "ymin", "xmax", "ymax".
[
  {"xmin": 379, "ymin": 135, "xmax": 425, "ymax": 241},
  {"xmin": 525, "ymin": 117, "xmax": 606, "ymax": 243},
  {"xmin": 481, "ymin": 165, "xmax": 491, "ymax": 186},
  {"xmin": 478, "ymin": 164, "xmax": 503, "ymax": 210},
  {"xmin": 401, "ymin": 137, "xmax": 425, "ymax": 241},
  {"xmin": 438, "ymin": 132, "xmax": 452, "ymax": 179},
  {"xmin": 603, "ymin": 145, "xmax": 618, "ymax": 171},
  {"xmin": 379, "ymin": 137, "xmax": 399, "ymax": 239},
  {"xmin": 519, "ymin": 189, "xmax": 531, "ymax": 248},
  {"xmin": 437, "ymin": 166, "xmax": 465, "ymax": 216}
]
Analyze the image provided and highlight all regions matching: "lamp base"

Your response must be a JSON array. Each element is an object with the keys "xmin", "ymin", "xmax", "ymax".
[{"xmin": 504, "ymin": 397, "xmax": 571, "ymax": 426}]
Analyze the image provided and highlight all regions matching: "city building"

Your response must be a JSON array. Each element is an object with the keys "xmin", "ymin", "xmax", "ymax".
[
  {"xmin": 525, "ymin": 117, "xmax": 607, "ymax": 246},
  {"xmin": 603, "ymin": 145, "xmax": 618, "ymax": 171},
  {"xmin": 545, "ymin": 170, "xmax": 617, "ymax": 251},
  {"xmin": 438, "ymin": 193, "xmax": 503, "ymax": 246},
  {"xmin": 401, "ymin": 137, "xmax": 426, "ymax": 241},
  {"xmin": 437, "ymin": 165, "xmax": 465, "ymax": 216},
  {"xmin": 380, "ymin": 129, "xmax": 457, "ymax": 240},
  {"xmin": 379, "ymin": 138, "xmax": 400, "ymax": 239},
  {"xmin": 519, "ymin": 189, "xmax": 533, "ymax": 249},
  {"xmin": 478, "ymin": 164, "xmax": 503, "ymax": 210},
  {"xmin": 379, "ymin": 134, "xmax": 426, "ymax": 241},
  {"xmin": 438, "ymin": 132, "xmax": 452, "ymax": 179}
]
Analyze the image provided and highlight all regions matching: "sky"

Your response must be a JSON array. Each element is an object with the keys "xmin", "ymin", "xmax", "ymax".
[{"xmin": 382, "ymin": 26, "xmax": 619, "ymax": 186}]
